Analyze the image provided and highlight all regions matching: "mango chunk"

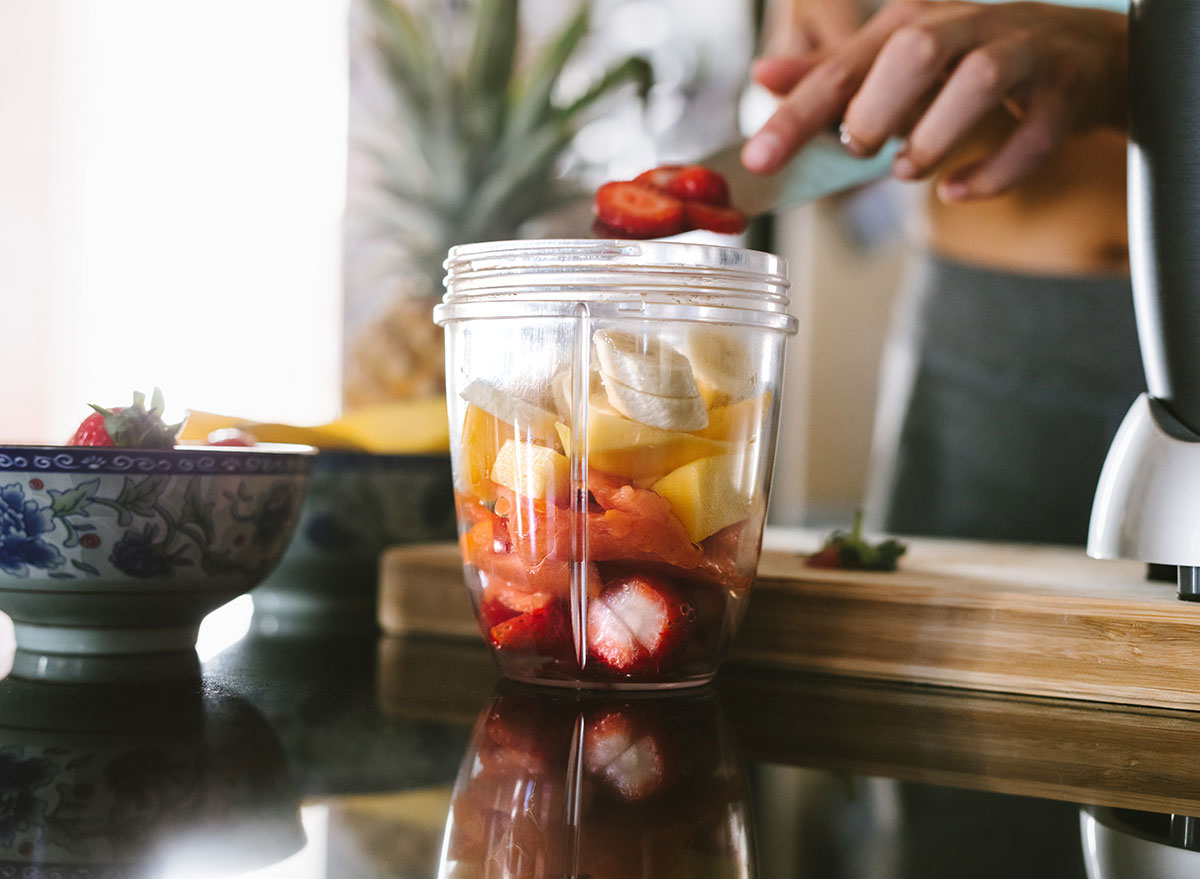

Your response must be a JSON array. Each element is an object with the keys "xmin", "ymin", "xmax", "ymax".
[
  {"xmin": 554, "ymin": 410, "xmax": 730, "ymax": 482},
  {"xmin": 650, "ymin": 454, "xmax": 758, "ymax": 543},
  {"xmin": 693, "ymin": 391, "xmax": 772, "ymax": 442},
  {"xmin": 460, "ymin": 403, "xmax": 514, "ymax": 501},
  {"xmin": 491, "ymin": 439, "xmax": 571, "ymax": 504}
]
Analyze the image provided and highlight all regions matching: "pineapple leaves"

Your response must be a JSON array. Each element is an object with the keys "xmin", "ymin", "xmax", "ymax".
[
  {"xmin": 556, "ymin": 55, "xmax": 653, "ymax": 124},
  {"xmin": 363, "ymin": 0, "xmax": 656, "ymax": 268},
  {"xmin": 505, "ymin": 3, "xmax": 590, "ymax": 142},
  {"xmin": 463, "ymin": 0, "xmax": 518, "ymax": 143}
]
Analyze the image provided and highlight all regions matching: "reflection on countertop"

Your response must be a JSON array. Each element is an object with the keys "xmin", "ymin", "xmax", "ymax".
[{"xmin": 0, "ymin": 603, "xmax": 1198, "ymax": 877}]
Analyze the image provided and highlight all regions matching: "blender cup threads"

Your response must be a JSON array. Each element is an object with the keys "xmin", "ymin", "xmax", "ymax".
[{"xmin": 435, "ymin": 239, "xmax": 798, "ymax": 689}]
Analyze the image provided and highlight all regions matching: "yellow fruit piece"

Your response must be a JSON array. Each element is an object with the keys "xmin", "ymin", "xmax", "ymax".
[
  {"xmin": 460, "ymin": 403, "xmax": 514, "ymax": 500},
  {"xmin": 490, "ymin": 439, "xmax": 571, "ymax": 504},
  {"xmin": 693, "ymin": 391, "xmax": 772, "ymax": 442},
  {"xmin": 178, "ymin": 398, "xmax": 451, "ymax": 453},
  {"xmin": 554, "ymin": 410, "xmax": 730, "ymax": 482},
  {"xmin": 650, "ymin": 454, "xmax": 757, "ymax": 543}
]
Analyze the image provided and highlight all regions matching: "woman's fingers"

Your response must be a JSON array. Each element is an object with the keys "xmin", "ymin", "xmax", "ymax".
[
  {"xmin": 839, "ymin": 6, "xmax": 987, "ymax": 157},
  {"xmin": 937, "ymin": 82, "xmax": 1074, "ymax": 201},
  {"xmin": 893, "ymin": 36, "xmax": 1038, "ymax": 180},
  {"xmin": 742, "ymin": 4, "xmax": 920, "ymax": 173},
  {"xmin": 751, "ymin": 55, "xmax": 822, "ymax": 96}
]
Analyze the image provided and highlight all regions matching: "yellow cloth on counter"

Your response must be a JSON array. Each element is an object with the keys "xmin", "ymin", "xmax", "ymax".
[{"xmin": 178, "ymin": 397, "xmax": 450, "ymax": 453}]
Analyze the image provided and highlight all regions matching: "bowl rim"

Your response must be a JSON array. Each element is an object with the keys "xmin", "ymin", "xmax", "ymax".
[{"xmin": 0, "ymin": 444, "xmax": 317, "ymax": 476}]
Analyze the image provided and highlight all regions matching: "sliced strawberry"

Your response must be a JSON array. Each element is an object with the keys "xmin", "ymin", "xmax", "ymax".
[
  {"xmin": 490, "ymin": 600, "xmax": 572, "ymax": 658},
  {"xmin": 583, "ymin": 707, "xmax": 666, "ymax": 801},
  {"xmin": 594, "ymin": 181, "xmax": 684, "ymax": 239},
  {"xmin": 665, "ymin": 165, "xmax": 730, "ymax": 206},
  {"xmin": 481, "ymin": 577, "xmax": 554, "ymax": 628},
  {"xmin": 586, "ymin": 573, "xmax": 694, "ymax": 674},
  {"xmin": 683, "ymin": 202, "xmax": 747, "ymax": 235},
  {"xmin": 633, "ymin": 164, "xmax": 684, "ymax": 191}
]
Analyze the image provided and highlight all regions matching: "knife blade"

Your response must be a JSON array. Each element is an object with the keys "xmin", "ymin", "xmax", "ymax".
[{"xmin": 700, "ymin": 133, "xmax": 903, "ymax": 217}]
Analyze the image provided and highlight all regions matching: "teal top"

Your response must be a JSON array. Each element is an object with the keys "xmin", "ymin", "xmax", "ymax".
[{"xmin": 971, "ymin": 0, "xmax": 1128, "ymax": 9}]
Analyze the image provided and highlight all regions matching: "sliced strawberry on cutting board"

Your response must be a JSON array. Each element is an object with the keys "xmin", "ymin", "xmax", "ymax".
[
  {"xmin": 583, "ymin": 707, "xmax": 667, "ymax": 801},
  {"xmin": 586, "ymin": 573, "xmax": 694, "ymax": 674},
  {"xmin": 594, "ymin": 181, "xmax": 684, "ymax": 239},
  {"xmin": 683, "ymin": 202, "xmax": 747, "ymax": 235},
  {"xmin": 489, "ymin": 600, "xmax": 572, "ymax": 658},
  {"xmin": 665, "ymin": 165, "xmax": 730, "ymax": 206}
]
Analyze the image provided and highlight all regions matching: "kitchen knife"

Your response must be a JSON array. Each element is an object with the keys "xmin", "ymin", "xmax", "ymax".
[{"xmin": 700, "ymin": 133, "xmax": 903, "ymax": 217}]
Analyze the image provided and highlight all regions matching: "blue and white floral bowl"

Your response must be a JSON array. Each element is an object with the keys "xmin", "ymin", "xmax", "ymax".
[{"xmin": 0, "ymin": 444, "xmax": 315, "ymax": 680}]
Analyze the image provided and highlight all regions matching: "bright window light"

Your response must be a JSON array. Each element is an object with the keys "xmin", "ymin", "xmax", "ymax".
[{"xmin": 1, "ymin": 0, "xmax": 348, "ymax": 443}]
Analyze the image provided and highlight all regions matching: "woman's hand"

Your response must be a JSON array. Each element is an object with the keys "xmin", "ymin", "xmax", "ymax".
[{"xmin": 742, "ymin": 1, "xmax": 1128, "ymax": 202}]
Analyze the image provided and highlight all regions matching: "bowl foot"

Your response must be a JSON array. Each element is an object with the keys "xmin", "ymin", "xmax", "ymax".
[
  {"xmin": 10, "ymin": 648, "xmax": 201, "ymax": 683},
  {"xmin": 8, "ymin": 621, "xmax": 203, "ymax": 683}
]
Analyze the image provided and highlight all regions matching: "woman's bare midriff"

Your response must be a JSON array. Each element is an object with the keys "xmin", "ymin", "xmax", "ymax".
[{"xmin": 923, "ymin": 122, "xmax": 1129, "ymax": 278}]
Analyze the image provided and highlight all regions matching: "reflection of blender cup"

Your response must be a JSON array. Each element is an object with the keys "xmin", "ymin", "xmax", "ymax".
[
  {"xmin": 439, "ymin": 686, "xmax": 754, "ymax": 878},
  {"xmin": 0, "ymin": 678, "xmax": 304, "ymax": 876}
]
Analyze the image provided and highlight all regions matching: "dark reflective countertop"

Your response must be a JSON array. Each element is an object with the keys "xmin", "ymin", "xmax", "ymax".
[{"xmin": 2, "ymin": 604, "xmax": 1198, "ymax": 879}]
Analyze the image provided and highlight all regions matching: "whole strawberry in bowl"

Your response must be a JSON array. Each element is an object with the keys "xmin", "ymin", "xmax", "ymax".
[{"xmin": 0, "ymin": 390, "xmax": 316, "ymax": 682}]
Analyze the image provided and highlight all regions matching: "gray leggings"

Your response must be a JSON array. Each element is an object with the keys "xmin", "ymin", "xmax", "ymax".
[{"xmin": 867, "ymin": 254, "xmax": 1145, "ymax": 546}]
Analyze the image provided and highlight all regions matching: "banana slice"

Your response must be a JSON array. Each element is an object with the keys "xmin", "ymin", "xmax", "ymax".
[
  {"xmin": 599, "ymin": 373, "xmax": 708, "ymax": 432},
  {"xmin": 592, "ymin": 330, "xmax": 700, "ymax": 400},
  {"xmin": 550, "ymin": 369, "xmax": 612, "ymax": 420},
  {"xmin": 682, "ymin": 327, "xmax": 755, "ymax": 400},
  {"xmin": 460, "ymin": 379, "xmax": 559, "ymax": 439}
]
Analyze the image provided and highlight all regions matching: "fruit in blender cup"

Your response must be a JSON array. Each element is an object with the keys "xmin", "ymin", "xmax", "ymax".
[
  {"xmin": 650, "ymin": 454, "xmax": 757, "ymax": 544},
  {"xmin": 456, "ymin": 329, "xmax": 766, "ymax": 681},
  {"xmin": 553, "ymin": 413, "xmax": 729, "ymax": 482},
  {"xmin": 586, "ymin": 572, "xmax": 695, "ymax": 674},
  {"xmin": 490, "ymin": 439, "xmax": 571, "ymax": 504}
]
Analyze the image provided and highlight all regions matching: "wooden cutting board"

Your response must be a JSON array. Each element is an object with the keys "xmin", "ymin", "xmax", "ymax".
[{"xmin": 378, "ymin": 530, "xmax": 1200, "ymax": 711}]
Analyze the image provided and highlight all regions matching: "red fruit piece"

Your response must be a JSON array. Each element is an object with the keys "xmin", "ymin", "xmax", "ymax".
[
  {"xmin": 806, "ymin": 545, "xmax": 843, "ymax": 569},
  {"xmin": 665, "ymin": 165, "xmax": 730, "ymax": 206},
  {"xmin": 206, "ymin": 428, "xmax": 258, "ymax": 447},
  {"xmin": 66, "ymin": 389, "xmax": 181, "ymax": 449},
  {"xmin": 683, "ymin": 202, "xmax": 747, "ymax": 235},
  {"xmin": 587, "ymin": 573, "xmax": 694, "ymax": 674},
  {"xmin": 490, "ymin": 600, "xmax": 572, "ymax": 658},
  {"xmin": 593, "ymin": 181, "xmax": 684, "ymax": 239},
  {"xmin": 633, "ymin": 164, "xmax": 684, "ymax": 191},
  {"xmin": 67, "ymin": 411, "xmax": 116, "ymax": 447},
  {"xmin": 584, "ymin": 708, "xmax": 666, "ymax": 801}
]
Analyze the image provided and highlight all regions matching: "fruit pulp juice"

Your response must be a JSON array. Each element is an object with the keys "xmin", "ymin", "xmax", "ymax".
[{"xmin": 435, "ymin": 240, "xmax": 797, "ymax": 689}]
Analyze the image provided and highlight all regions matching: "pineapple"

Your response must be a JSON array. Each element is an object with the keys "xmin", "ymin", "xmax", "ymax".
[{"xmin": 344, "ymin": 0, "xmax": 653, "ymax": 407}]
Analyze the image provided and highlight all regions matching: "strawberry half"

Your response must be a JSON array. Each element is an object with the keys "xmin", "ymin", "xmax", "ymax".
[
  {"xmin": 593, "ymin": 181, "xmax": 684, "ymax": 239},
  {"xmin": 665, "ymin": 165, "xmax": 730, "ymax": 207},
  {"xmin": 683, "ymin": 202, "xmax": 747, "ymax": 235},
  {"xmin": 583, "ymin": 707, "xmax": 667, "ymax": 801},
  {"xmin": 67, "ymin": 389, "xmax": 182, "ymax": 449},
  {"xmin": 489, "ymin": 600, "xmax": 572, "ymax": 658},
  {"xmin": 586, "ymin": 573, "xmax": 694, "ymax": 674}
]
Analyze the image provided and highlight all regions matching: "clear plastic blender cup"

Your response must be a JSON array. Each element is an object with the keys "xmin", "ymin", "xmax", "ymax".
[{"xmin": 434, "ymin": 239, "xmax": 798, "ymax": 689}]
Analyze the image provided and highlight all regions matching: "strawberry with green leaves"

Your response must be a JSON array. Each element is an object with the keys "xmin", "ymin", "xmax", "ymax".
[
  {"xmin": 807, "ymin": 510, "xmax": 907, "ymax": 571},
  {"xmin": 67, "ymin": 389, "xmax": 183, "ymax": 449}
]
